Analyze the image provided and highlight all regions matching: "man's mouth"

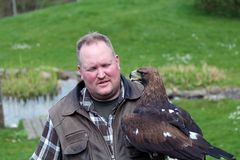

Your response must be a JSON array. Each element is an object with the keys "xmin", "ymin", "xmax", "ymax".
[{"xmin": 98, "ymin": 80, "xmax": 109, "ymax": 86}]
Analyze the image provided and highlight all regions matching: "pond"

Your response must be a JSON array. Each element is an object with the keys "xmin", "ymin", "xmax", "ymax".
[{"xmin": 2, "ymin": 79, "xmax": 78, "ymax": 127}]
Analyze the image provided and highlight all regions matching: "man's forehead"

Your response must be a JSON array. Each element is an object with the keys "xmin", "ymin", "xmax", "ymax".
[
  {"xmin": 80, "ymin": 41, "xmax": 109, "ymax": 53},
  {"xmin": 82, "ymin": 40, "xmax": 105, "ymax": 47}
]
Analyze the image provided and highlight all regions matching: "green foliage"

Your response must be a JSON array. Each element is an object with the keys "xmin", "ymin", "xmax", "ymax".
[
  {"xmin": 15, "ymin": 0, "xmax": 76, "ymax": 13},
  {"xmin": 195, "ymin": 0, "xmax": 240, "ymax": 17},
  {"xmin": 2, "ymin": 67, "xmax": 58, "ymax": 99},
  {"xmin": 0, "ymin": 0, "xmax": 76, "ymax": 18},
  {"xmin": 0, "ymin": 122, "xmax": 38, "ymax": 160},
  {"xmin": 0, "ymin": 0, "xmax": 239, "ymax": 88},
  {"xmin": 0, "ymin": 0, "xmax": 11, "ymax": 17},
  {"xmin": 160, "ymin": 64, "xmax": 226, "ymax": 89},
  {"xmin": 174, "ymin": 99, "xmax": 240, "ymax": 159}
]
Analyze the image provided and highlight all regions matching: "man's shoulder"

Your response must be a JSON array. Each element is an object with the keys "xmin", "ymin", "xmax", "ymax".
[
  {"xmin": 49, "ymin": 82, "xmax": 83, "ymax": 124},
  {"xmin": 121, "ymin": 75, "xmax": 144, "ymax": 99},
  {"xmin": 49, "ymin": 95, "xmax": 68, "ymax": 115},
  {"xmin": 130, "ymin": 80, "xmax": 144, "ymax": 91}
]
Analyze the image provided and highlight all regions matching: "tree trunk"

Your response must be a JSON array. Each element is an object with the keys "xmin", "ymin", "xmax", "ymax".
[
  {"xmin": 11, "ymin": 0, "xmax": 17, "ymax": 16},
  {"xmin": 0, "ymin": 84, "xmax": 4, "ymax": 128},
  {"xmin": 0, "ymin": 103, "xmax": 4, "ymax": 128}
]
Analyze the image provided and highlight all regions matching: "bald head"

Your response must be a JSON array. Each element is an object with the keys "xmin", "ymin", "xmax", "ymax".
[{"xmin": 76, "ymin": 32, "xmax": 116, "ymax": 64}]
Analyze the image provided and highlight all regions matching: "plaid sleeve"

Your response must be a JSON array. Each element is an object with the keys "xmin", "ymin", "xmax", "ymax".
[{"xmin": 30, "ymin": 117, "xmax": 61, "ymax": 160}]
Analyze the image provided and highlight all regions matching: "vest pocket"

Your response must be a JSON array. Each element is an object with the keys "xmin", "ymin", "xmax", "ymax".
[{"xmin": 63, "ymin": 130, "xmax": 89, "ymax": 155}]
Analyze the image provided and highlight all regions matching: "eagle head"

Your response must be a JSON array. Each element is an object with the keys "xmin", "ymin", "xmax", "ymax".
[
  {"xmin": 130, "ymin": 67, "xmax": 168, "ymax": 102},
  {"xmin": 129, "ymin": 67, "xmax": 159, "ymax": 87}
]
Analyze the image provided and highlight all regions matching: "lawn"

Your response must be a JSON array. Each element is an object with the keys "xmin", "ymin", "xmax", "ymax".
[
  {"xmin": 174, "ymin": 99, "xmax": 240, "ymax": 159},
  {"xmin": 0, "ymin": 99, "xmax": 239, "ymax": 159},
  {"xmin": 0, "ymin": 0, "xmax": 239, "ymax": 79},
  {"xmin": 0, "ymin": 123, "xmax": 39, "ymax": 160},
  {"xmin": 0, "ymin": 0, "xmax": 240, "ymax": 159}
]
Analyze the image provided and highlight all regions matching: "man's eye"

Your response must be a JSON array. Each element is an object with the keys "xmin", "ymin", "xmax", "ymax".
[
  {"xmin": 102, "ymin": 64, "xmax": 111, "ymax": 68},
  {"xmin": 87, "ymin": 67, "xmax": 97, "ymax": 72}
]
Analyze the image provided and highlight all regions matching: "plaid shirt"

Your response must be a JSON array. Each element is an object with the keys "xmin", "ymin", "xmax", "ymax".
[
  {"xmin": 30, "ymin": 118, "xmax": 61, "ymax": 160},
  {"xmin": 30, "ymin": 82, "xmax": 125, "ymax": 160}
]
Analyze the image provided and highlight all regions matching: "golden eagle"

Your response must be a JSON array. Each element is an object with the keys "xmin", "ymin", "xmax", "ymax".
[{"xmin": 121, "ymin": 67, "xmax": 235, "ymax": 160}]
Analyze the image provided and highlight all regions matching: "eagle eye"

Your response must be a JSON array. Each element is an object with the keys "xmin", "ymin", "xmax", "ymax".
[
  {"xmin": 140, "ymin": 71, "xmax": 148, "ymax": 77},
  {"xmin": 138, "ymin": 71, "xmax": 145, "ymax": 77}
]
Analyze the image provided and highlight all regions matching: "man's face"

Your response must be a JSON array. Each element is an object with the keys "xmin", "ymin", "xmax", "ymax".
[{"xmin": 78, "ymin": 41, "xmax": 121, "ymax": 101}]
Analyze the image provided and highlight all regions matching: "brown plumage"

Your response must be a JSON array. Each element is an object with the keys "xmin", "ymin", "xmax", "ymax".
[{"xmin": 121, "ymin": 67, "xmax": 235, "ymax": 160}]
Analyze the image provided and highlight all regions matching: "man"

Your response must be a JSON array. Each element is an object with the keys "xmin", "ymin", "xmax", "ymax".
[{"xmin": 30, "ymin": 32, "xmax": 164, "ymax": 160}]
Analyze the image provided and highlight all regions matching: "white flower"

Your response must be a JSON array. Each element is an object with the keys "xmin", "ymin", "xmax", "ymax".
[{"xmin": 12, "ymin": 43, "xmax": 31, "ymax": 50}]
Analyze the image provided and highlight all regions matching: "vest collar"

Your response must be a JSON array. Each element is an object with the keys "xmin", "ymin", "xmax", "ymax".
[{"xmin": 62, "ymin": 75, "xmax": 144, "ymax": 116}]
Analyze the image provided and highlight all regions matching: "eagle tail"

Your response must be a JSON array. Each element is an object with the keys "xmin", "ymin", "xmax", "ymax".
[{"xmin": 207, "ymin": 146, "xmax": 236, "ymax": 160}]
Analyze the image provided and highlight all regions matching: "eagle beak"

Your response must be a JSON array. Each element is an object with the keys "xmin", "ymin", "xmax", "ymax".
[{"xmin": 129, "ymin": 70, "xmax": 141, "ymax": 81}]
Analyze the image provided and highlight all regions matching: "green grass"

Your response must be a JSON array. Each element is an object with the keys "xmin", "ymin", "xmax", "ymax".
[
  {"xmin": 0, "ymin": 0, "xmax": 239, "ymax": 87},
  {"xmin": 1, "ymin": 63, "xmax": 227, "ymax": 97},
  {"xmin": 2, "ymin": 66, "xmax": 58, "ymax": 98},
  {"xmin": 173, "ymin": 99, "xmax": 240, "ymax": 159},
  {"xmin": 0, "ymin": 100, "xmax": 239, "ymax": 159},
  {"xmin": 0, "ymin": 123, "xmax": 39, "ymax": 160},
  {"xmin": 160, "ymin": 63, "xmax": 226, "ymax": 89}
]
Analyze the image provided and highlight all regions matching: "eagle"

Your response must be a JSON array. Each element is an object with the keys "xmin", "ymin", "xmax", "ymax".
[{"xmin": 121, "ymin": 67, "xmax": 235, "ymax": 160}]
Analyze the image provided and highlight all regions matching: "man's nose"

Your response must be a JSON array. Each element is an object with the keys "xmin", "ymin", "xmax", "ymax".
[{"xmin": 97, "ymin": 68, "xmax": 105, "ymax": 78}]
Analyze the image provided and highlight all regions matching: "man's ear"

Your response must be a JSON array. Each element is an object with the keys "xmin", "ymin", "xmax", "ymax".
[
  {"xmin": 77, "ymin": 64, "xmax": 83, "ymax": 79},
  {"xmin": 77, "ymin": 64, "xmax": 81, "ymax": 71},
  {"xmin": 115, "ymin": 54, "xmax": 120, "ymax": 69}
]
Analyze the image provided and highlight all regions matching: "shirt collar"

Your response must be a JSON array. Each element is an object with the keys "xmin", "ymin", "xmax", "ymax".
[{"xmin": 80, "ymin": 81, "xmax": 125, "ymax": 112}]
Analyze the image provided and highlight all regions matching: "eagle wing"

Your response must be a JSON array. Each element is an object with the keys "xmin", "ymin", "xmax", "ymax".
[
  {"xmin": 166, "ymin": 103, "xmax": 203, "ymax": 135},
  {"xmin": 122, "ymin": 108, "xmax": 205, "ymax": 160}
]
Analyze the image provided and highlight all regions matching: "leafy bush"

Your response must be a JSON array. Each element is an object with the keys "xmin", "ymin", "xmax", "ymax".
[
  {"xmin": 195, "ymin": 0, "xmax": 240, "ymax": 17},
  {"xmin": 160, "ymin": 64, "xmax": 226, "ymax": 89},
  {"xmin": 0, "ymin": 0, "xmax": 11, "ymax": 17},
  {"xmin": 0, "ymin": 0, "xmax": 76, "ymax": 17},
  {"xmin": 1, "ymin": 67, "xmax": 58, "ymax": 99},
  {"xmin": 16, "ymin": 0, "xmax": 76, "ymax": 13}
]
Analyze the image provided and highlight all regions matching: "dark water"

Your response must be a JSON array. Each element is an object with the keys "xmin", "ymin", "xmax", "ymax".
[{"xmin": 2, "ymin": 79, "xmax": 78, "ymax": 127}]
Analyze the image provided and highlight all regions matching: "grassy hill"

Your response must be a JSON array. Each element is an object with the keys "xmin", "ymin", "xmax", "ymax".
[
  {"xmin": 0, "ymin": 0, "xmax": 239, "ymax": 159},
  {"xmin": 0, "ymin": 0, "xmax": 240, "ymax": 77}
]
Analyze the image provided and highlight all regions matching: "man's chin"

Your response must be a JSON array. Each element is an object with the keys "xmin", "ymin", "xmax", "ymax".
[
  {"xmin": 95, "ymin": 90, "xmax": 118, "ymax": 101},
  {"xmin": 98, "ymin": 91, "xmax": 112, "ymax": 97}
]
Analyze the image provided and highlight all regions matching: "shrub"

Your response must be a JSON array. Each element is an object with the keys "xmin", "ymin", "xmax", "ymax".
[
  {"xmin": 0, "ymin": 0, "xmax": 11, "ymax": 17},
  {"xmin": 195, "ymin": 0, "xmax": 240, "ymax": 17},
  {"xmin": 1, "ymin": 67, "xmax": 59, "ymax": 99},
  {"xmin": 0, "ymin": 0, "xmax": 76, "ymax": 17},
  {"xmin": 160, "ymin": 64, "xmax": 226, "ymax": 90}
]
